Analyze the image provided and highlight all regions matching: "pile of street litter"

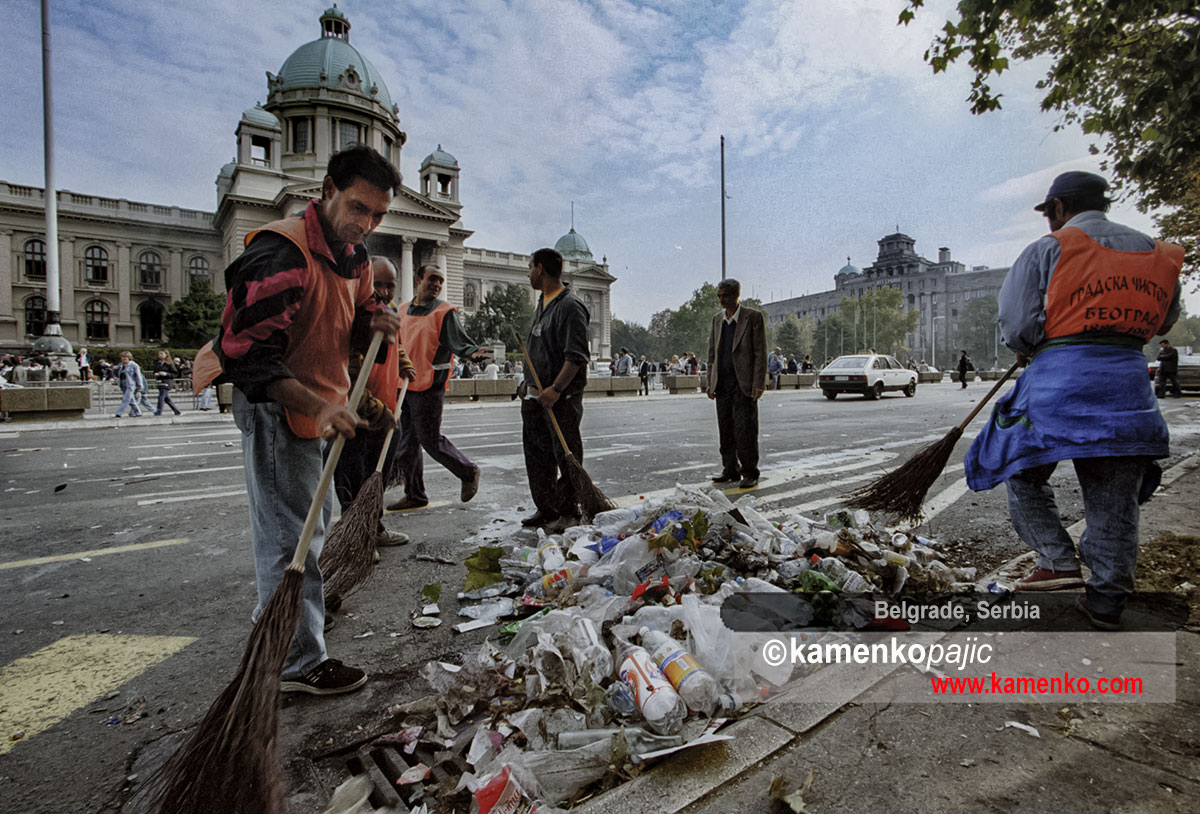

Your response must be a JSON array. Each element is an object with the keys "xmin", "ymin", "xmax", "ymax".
[{"xmin": 351, "ymin": 485, "xmax": 976, "ymax": 813}]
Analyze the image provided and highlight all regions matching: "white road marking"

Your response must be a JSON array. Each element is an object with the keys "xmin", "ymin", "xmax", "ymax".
[
  {"xmin": 893, "ymin": 474, "xmax": 973, "ymax": 531},
  {"xmin": 757, "ymin": 452, "xmax": 901, "ymax": 505},
  {"xmin": 137, "ymin": 489, "xmax": 247, "ymax": 506},
  {"xmin": 129, "ymin": 438, "xmax": 239, "ymax": 449},
  {"xmin": 136, "ymin": 450, "xmax": 242, "ymax": 461},
  {"xmin": 144, "ymin": 429, "xmax": 241, "ymax": 440},
  {"xmin": 132, "ymin": 483, "xmax": 247, "ymax": 500},
  {"xmin": 764, "ymin": 463, "xmax": 966, "ymax": 519},
  {"xmin": 73, "ymin": 464, "xmax": 245, "ymax": 485}
]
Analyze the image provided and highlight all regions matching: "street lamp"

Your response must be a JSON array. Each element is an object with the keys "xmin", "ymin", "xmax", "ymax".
[{"xmin": 931, "ymin": 315, "xmax": 945, "ymax": 371}]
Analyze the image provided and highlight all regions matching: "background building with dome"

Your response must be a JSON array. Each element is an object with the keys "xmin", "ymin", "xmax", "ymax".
[
  {"xmin": 761, "ymin": 231, "xmax": 1007, "ymax": 367},
  {"xmin": 0, "ymin": 4, "xmax": 614, "ymax": 358}
]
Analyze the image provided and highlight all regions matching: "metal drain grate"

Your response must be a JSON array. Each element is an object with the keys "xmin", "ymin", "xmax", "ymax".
[{"xmin": 339, "ymin": 740, "xmax": 472, "ymax": 812}]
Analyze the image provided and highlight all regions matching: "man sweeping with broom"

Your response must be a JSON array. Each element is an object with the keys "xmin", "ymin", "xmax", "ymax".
[
  {"xmin": 520, "ymin": 247, "xmax": 593, "ymax": 529},
  {"xmin": 964, "ymin": 171, "xmax": 1184, "ymax": 630},
  {"xmin": 215, "ymin": 145, "xmax": 403, "ymax": 695}
]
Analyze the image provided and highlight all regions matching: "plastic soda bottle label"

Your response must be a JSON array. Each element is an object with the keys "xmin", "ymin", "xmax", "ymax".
[{"xmin": 657, "ymin": 648, "xmax": 704, "ymax": 691}]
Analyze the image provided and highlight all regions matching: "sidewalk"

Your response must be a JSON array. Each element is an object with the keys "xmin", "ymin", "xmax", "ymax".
[
  {"xmin": 2, "ymin": 409, "xmax": 233, "ymax": 434},
  {"xmin": 577, "ymin": 459, "xmax": 1200, "ymax": 813}
]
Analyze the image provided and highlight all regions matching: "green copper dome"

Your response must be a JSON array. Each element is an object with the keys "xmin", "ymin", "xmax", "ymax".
[
  {"xmin": 275, "ymin": 7, "xmax": 394, "ymax": 111},
  {"xmin": 554, "ymin": 228, "xmax": 593, "ymax": 261},
  {"xmin": 421, "ymin": 145, "xmax": 458, "ymax": 169},
  {"xmin": 242, "ymin": 105, "xmax": 280, "ymax": 129}
]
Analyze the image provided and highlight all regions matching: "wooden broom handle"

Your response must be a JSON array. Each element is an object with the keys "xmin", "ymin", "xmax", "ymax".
[
  {"xmin": 516, "ymin": 333, "xmax": 577, "ymax": 458},
  {"xmin": 289, "ymin": 329, "xmax": 386, "ymax": 571},
  {"xmin": 374, "ymin": 378, "xmax": 409, "ymax": 474},
  {"xmin": 955, "ymin": 361, "xmax": 1021, "ymax": 432}
]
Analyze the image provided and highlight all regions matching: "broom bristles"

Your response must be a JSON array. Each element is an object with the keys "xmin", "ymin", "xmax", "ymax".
[
  {"xmin": 846, "ymin": 427, "xmax": 964, "ymax": 524},
  {"xmin": 320, "ymin": 472, "xmax": 384, "ymax": 603},
  {"xmin": 562, "ymin": 452, "xmax": 616, "ymax": 523},
  {"xmin": 143, "ymin": 568, "xmax": 304, "ymax": 814}
]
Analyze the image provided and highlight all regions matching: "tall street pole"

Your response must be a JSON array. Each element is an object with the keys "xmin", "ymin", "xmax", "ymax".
[
  {"xmin": 715, "ymin": 135, "xmax": 724, "ymax": 282},
  {"xmin": 35, "ymin": 0, "xmax": 71, "ymax": 357}
]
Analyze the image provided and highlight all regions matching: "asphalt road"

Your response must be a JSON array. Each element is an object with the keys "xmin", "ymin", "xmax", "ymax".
[{"xmin": 1, "ymin": 382, "xmax": 1197, "ymax": 812}]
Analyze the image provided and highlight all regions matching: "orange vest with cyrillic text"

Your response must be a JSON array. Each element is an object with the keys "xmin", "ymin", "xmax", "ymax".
[
  {"xmin": 398, "ymin": 300, "xmax": 455, "ymax": 392},
  {"xmin": 246, "ymin": 217, "xmax": 373, "ymax": 438},
  {"xmin": 1044, "ymin": 226, "xmax": 1184, "ymax": 344}
]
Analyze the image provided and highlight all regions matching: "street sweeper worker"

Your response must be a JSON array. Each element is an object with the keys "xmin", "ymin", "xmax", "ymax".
[
  {"xmin": 213, "ymin": 145, "xmax": 404, "ymax": 696},
  {"xmin": 386, "ymin": 263, "xmax": 491, "ymax": 512},
  {"xmin": 520, "ymin": 247, "xmax": 591, "ymax": 529},
  {"xmin": 964, "ymin": 170, "xmax": 1183, "ymax": 630},
  {"xmin": 333, "ymin": 256, "xmax": 416, "ymax": 549}
]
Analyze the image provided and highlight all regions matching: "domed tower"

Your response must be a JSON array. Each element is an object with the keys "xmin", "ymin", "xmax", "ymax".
[
  {"xmin": 420, "ymin": 145, "xmax": 460, "ymax": 206},
  {"xmin": 834, "ymin": 256, "xmax": 861, "ymax": 289},
  {"xmin": 233, "ymin": 105, "xmax": 282, "ymax": 174},
  {"xmin": 263, "ymin": 4, "xmax": 406, "ymax": 179},
  {"xmin": 554, "ymin": 227, "xmax": 593, "ymax": 263}
]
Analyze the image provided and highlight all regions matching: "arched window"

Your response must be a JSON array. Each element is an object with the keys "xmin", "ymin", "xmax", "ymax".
[
  {"xmin": 139, "ymin": 250, "xmax": 163, "ymax": 288},
  {"xmin": 463, "ymin": 282, "xmax": 477, "ymax": 310},
  {"xmin": 24, "ymin": 239, "xmax": 46, "ymax": 279},
  {"xmin": 139, "ymin": 299, "xmax": 164, "ymax": 342},
  {"xmin": 188, "ymin": 256, "xmax": 210, "ymax": 291},
  {"xmin": 583, "ymin": 292, "xmax": 596, "ymax": 322},
  {"xmin": 85, "ymin": 245, "xmax": 109, "ymax": 284},
  {"xmin": 85, "ymin": 299, "xmax": 110, "ymax": 341},
  {"xmin": 24, "ymin": 295, "xmax": 47, "ymax": 337}
]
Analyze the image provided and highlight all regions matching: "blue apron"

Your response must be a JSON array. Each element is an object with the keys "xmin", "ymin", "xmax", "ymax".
[{"xmin": 964, "ymin": 344, "xmax": 1168, "ymax": 491}]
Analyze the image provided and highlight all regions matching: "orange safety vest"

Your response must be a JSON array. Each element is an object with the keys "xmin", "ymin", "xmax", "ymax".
[
  {"xmin": 247, "ymin": 216, "xmax": 373, "ymax": 438},
  {"xmin": 1044, "ymin": 227, "xmax": 1184, "ymax": 343},
  {"xmin": 398, "ymin": 299, "xmax": 456, "ymax": 392},
  {"xmin": 366, "ymin": 339, "xmax": 400, "ymax": 413}
]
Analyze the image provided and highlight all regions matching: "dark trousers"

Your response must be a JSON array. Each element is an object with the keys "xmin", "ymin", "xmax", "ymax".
[
  {"xmin": 715, "ymin": 384, "xmax": 759, "ymax": 480},
  {"xmin": 1155, "ymin": 371, "xmax": 1180, "ymax": 398},
  {"xmin": 959, "ymin": 370, "xmax": 969, "ymax": 388},
  {"xmin": 395, "ymin": 387, "xmax": 475, "ymax": 503},
  {"xmin": 521, "ymin": 393, "xmax": 585, "ymax": 517},
  {"xmin": 333, "ymin": 425, "xmax": 397, "ymax": 520},
  {"xmin": 155, "ymin": 385, "xmax": 181, "ymax": 415},
  {"xmin": 639, "ymin": 375, "xmax": 649, "ymax": 395}
]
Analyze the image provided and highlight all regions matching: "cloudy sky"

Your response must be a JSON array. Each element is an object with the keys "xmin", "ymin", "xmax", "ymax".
[{"xmin": 3, "ymin": 0, "xmax": 1193, "ymax": 323}]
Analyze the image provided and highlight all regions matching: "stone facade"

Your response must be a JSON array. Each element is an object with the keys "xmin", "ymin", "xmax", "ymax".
[
  {"xmin": 1, "ymin": 7, "xmax": 614, "ymax": 358},
  {"xmin": 762, "ymin": 232, "xmax": 1008, "ymax": 369}
]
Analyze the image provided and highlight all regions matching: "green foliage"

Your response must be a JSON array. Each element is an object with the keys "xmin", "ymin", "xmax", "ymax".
[
  {"xmin": 901, "ymin": 0, "xmax": 1200, "ymax": 277},
  {"xmin": 463, "ymin": 284, "xmax": 535, "ymax": 352},
  {"xmin": 421, "ymin": 583, "xmax": 442, "ymax": 604},
  {"xmin": 163, "ymin": 276, "xmax": 224, "ymax": 348},
  {"xmin": 951, "ymin": 294, "xmax": 1016, "ymax": 369},
  {"xmin": 462, "ymin": 546, "xmax": 505, "ymax": 592},
  {"xmin": 774, "ymin": 315, "xmax": 816, "ymax": 359},
  {"xmin": 812, "ymin": 289, "xmax": 919, "ymax": 360},
  {"xmin": 667, "ymin": 283, "xmax": 721, "ymax": 358},
  {"xmin": 611, "ymin": 317, "xmax": 663, "ymax": 361}
]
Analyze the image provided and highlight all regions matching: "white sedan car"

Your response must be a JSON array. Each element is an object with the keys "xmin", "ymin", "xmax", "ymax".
[{"xmin": 818, "ymin": 353, "xmax": 918, "ymax": 400}]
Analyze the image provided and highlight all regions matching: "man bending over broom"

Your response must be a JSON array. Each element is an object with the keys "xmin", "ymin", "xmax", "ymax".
[{"xmin": 212, "ymin": 145, "xmax": 403, "ymax": 696}]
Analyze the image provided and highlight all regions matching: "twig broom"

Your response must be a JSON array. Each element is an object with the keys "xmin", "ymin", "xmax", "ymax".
[
  {"xmin": 322, "ymin": 378, "xmax": 409, "ymax": 608},
  {"xmin": 145, "ymin": 331, "xmax": 385, "ymax": 814},
  {"xmin": 847, "ymin": 361, "xmax": 1020, "ymax": 524},
  {"xmin": 516, "ymin": 332, "xmax": 616, "ymax": 522}
]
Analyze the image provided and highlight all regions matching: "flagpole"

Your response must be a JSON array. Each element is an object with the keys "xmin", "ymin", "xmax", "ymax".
[
  {"xmin": 35, "ymin": 0, "xmax": 71, "ymax": 357},
  {"xmin": 719, "ymin": 135, "xmax": 726, "ymax": 282}
]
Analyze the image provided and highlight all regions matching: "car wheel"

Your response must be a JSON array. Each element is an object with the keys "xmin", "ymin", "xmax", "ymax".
[
  {"xmin": 904, "ymin": 380, "xmax": 916, "ymax": 397},
  {"xmin": 823, "ymin": 389, "xmax": 836, "ymax": 400},
  {"xmin": 866, "ymin": 381, "xmax": 883, "ymax": 400}
]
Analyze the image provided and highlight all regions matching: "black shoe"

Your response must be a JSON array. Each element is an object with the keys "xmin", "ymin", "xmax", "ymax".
[
  {"xmin": 281, "ymin": 658, "xmax": 366, "ymax": 695},
  {"xmin": 521, "ymin": 509, "xmax": 559, "ymax": 528},
  {"xmin": 738, "ymin": 476, "xmax": 759, "ymax": 489},
  {"xmin": 323, "ymin": 613, "xmax": 336, "ymax": 632},
  {"xmin": 1075, "ymin": 597, "xmax": 1121, "ymax": 631},
  {"xmin": 711, "ymin": 472, "xmax": 740, "ymax": 484},
  {"xmin": 461, "ymin": 467, "xmax": 480, "ymax": 503}
]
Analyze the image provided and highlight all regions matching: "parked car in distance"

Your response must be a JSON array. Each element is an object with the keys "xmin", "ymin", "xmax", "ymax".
[
  {"xmin": 819, "ymin": 353, "xmax": 918, "ymax": 400},
  {"xmin": 1148, "ymin": 354, "xmax": 1200, "ymax": 393}
]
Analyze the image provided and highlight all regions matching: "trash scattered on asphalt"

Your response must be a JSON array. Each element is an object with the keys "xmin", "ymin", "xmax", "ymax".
[
  {"xmin": 769, "ymin": 769, "xmax": 816, "ymax": 813},
  {"xmin": 363, "ymin": 485, "xmax": 977, "ymax": 810},
  {"xmin": 1003, "ymin": 721, "xmax": 1041, "ymax": 738}
]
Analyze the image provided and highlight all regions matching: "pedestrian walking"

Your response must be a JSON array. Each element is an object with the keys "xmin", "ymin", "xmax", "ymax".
[
  {"xmin": 153, "ymin": 350, "xmax": 183, "ymax": 416},
  {"xmin": 114, "ymin": 352, "xmax": 147, "ymax": 417},
  {"xmin": 1155, "ymin": 339, "xmax": 1181, "ymax": 398},
  {"xmin": 706, "ymin": 278, "xmax": 767, "ymax": 489},
  {"xmin": 964, "ymin": 170, "xmax": 1184, "ymax": 630},
  {"xmin": 387, "ymin": 264, "xmax": 489, "ymax": 512},
  {"xmin": 957, "ymin": 350, "xmax": 973, "ymax": 389},
  {"xmin": 637, "ymin": 355, "xmax": 651, "ymax": 395}
]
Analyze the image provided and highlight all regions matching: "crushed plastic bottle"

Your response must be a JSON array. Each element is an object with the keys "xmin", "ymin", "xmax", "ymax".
[
  {"xmin": 523, "ymin": 561, "xmax": 586, "ymax": 602},
  {"xmin": 537, "ymin": 530, "xmax": 566, "ymax": 572},
  {"xmin": 639, "ymin": 627, "xmax": 720, "ymax": 716},
  {"xmin": 604, "ymin": 680, "xmax": 638, "ymax": 717},
  {"xmin": 557, "ymin": 726, "xmax": 683, "ymax": 756},
  {"xmin": 567, "ymin": 616, "xmax": 613, "ymax": 685},
  {"xmin": 616, "ymin": 643, "xmax": 686, "ymax": 735}
]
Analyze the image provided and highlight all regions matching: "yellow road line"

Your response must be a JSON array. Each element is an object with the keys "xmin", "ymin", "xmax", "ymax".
[
  {"xmin": 0, "ymin": 634, "xmax": 196, "ymax": 755},
  {"xmin": 0, "ymin": 538, "xmax": 188, "ymax": 571}
]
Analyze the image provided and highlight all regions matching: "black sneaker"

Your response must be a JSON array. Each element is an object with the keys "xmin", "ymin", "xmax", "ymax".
[
  {"xmin": 711, "ymin": 472, "xmax": 740, "ymax": 484},
  {"xmin": 738, "ymin": 476, "xmax": 759, "ymax": 489},
  {"xmin": 281, "ymin": 659, "xmax": 367, "ymax": 696}
]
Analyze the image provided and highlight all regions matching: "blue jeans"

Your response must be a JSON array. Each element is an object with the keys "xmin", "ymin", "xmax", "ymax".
[
  {"xmin": 233, "ymin": 390, "xmax": 331, "ymax": 677},
  {"xmin": 1006, "ymin": 456, "xmax": 1146, "ymax": 616},
  {"xmin": 115, "ymin": 387, "xmax": 141, "ymax": 416}
]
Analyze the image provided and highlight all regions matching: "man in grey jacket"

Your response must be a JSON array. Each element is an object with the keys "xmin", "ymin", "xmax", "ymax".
[{"xmin": 706, "ymin": 278, "xmax": 768, "ymax": 489}]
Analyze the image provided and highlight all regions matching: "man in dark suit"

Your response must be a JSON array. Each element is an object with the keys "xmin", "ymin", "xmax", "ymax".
[{"xmin": 706, "ymin": 278, "xmax": 767, "ymax": 489}]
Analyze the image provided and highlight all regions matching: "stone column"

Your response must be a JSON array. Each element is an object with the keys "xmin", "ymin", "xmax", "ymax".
[
  {"xmin": 0, "ymin": 229, "xmax": 13, "ymax": 326},
  {"xmin": 436, "ymin": 240, "xmax": 448, "ymax": 277},
  {"xmin": 59, "ymin": 236, "xmax": 76, "ymax": 324},
  {"xmin": 116, "ymin": 241, "xmax": 132, "ymax": 327},
  {"xmin": 168, "ymin": 248, "xmax": 183, "ymax": 301},
  {"xmin": 400, "ymin": 237, "xmax": 416, "ymax": 303}
]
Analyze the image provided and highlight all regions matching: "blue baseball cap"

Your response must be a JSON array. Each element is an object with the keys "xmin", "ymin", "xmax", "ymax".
[{"xmin": 1034, "ymin": 171, "xmax": 1109, "ymax": 211}]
